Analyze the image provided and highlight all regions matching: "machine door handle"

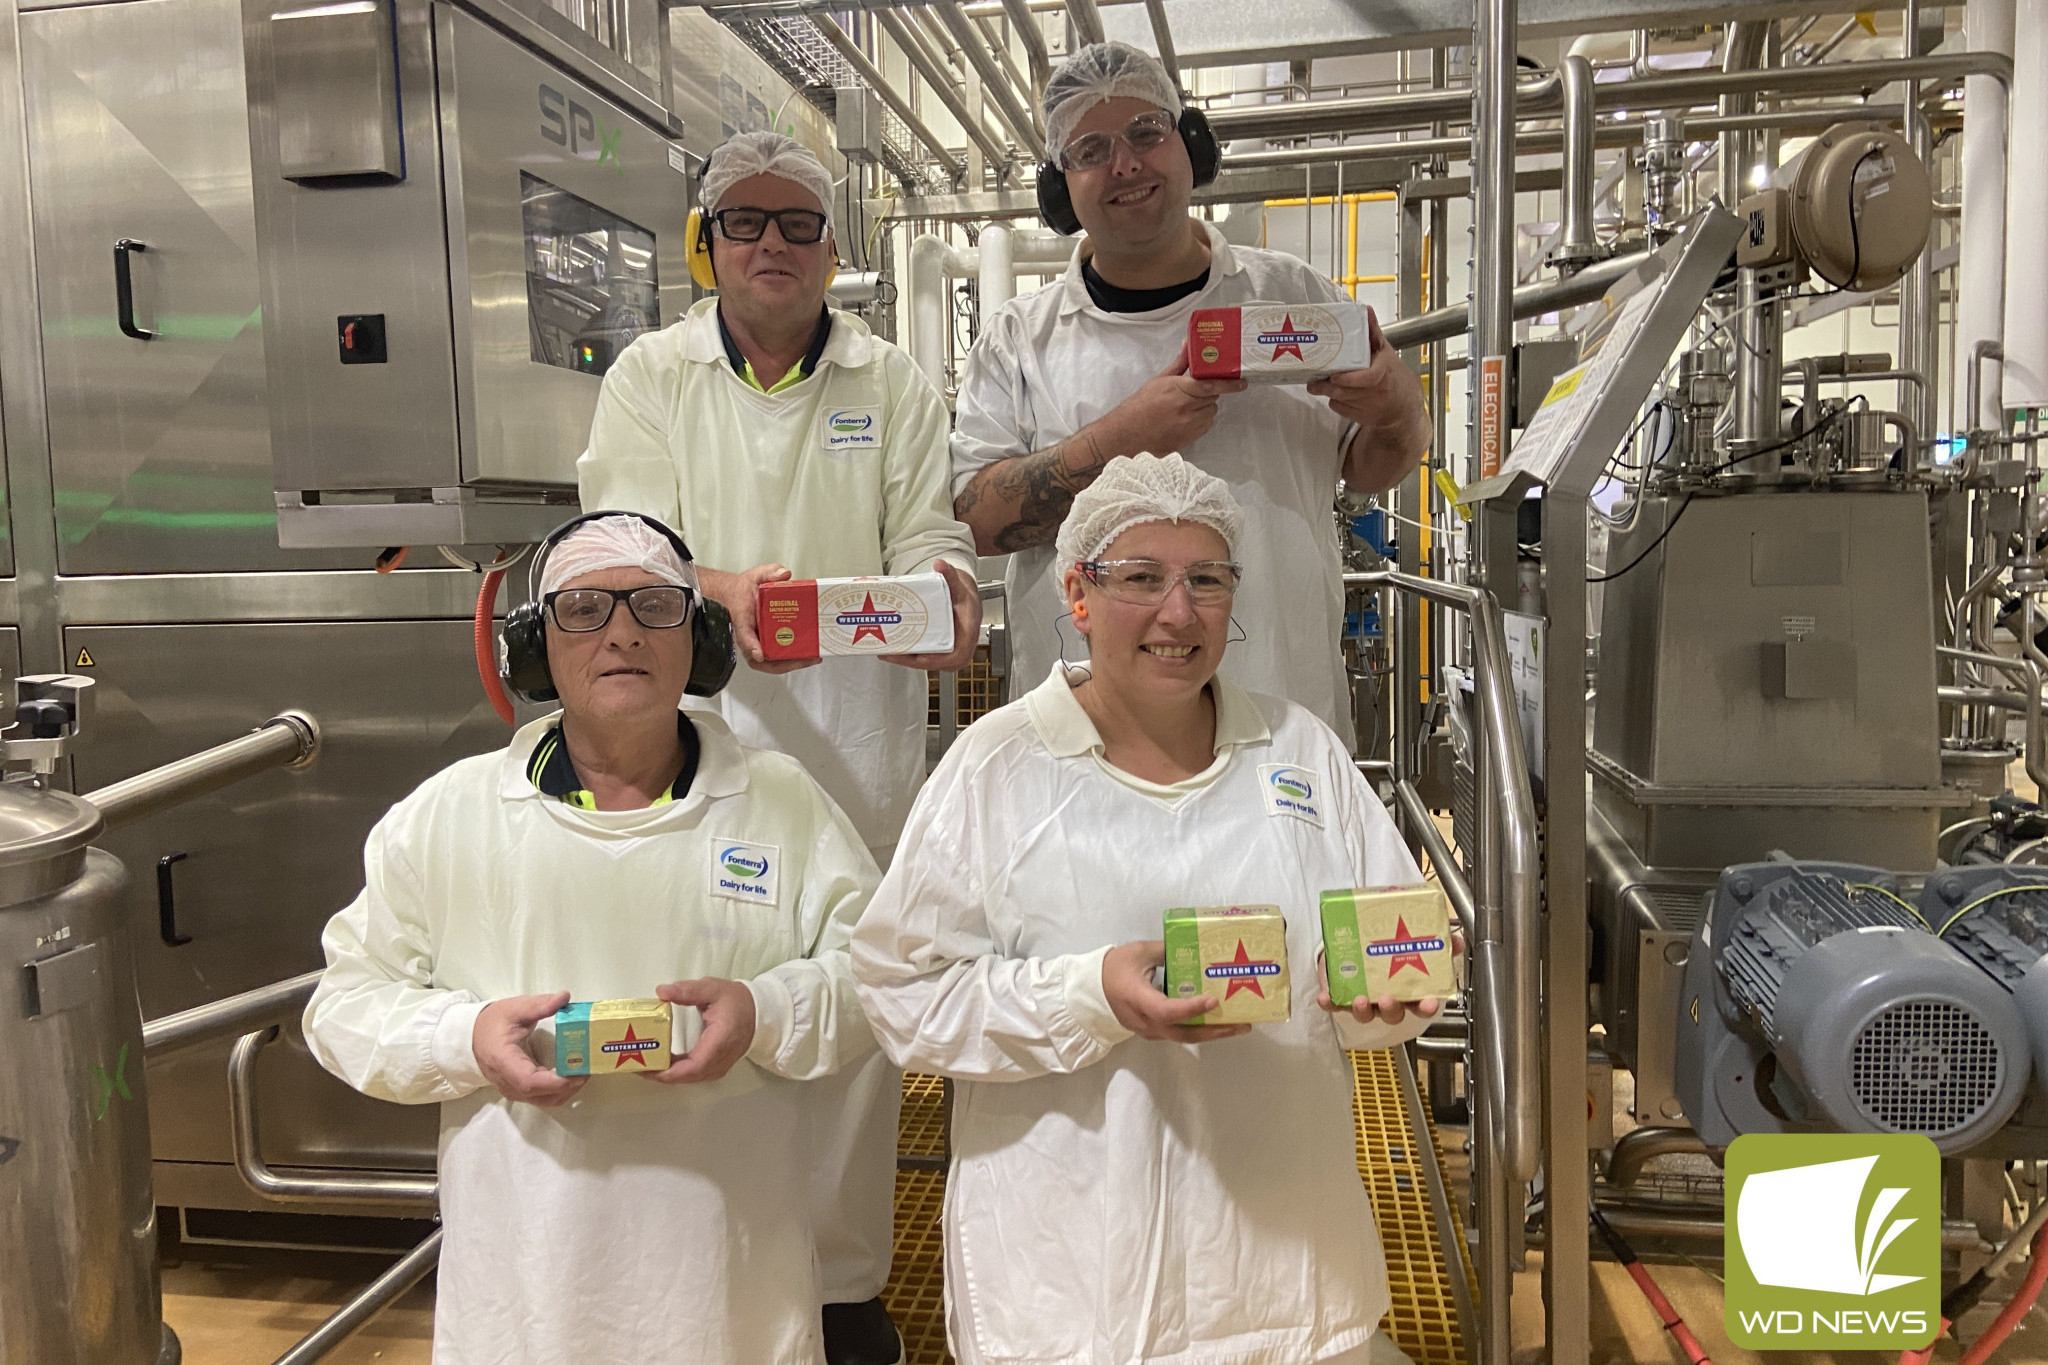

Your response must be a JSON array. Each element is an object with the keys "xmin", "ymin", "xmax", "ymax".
[
  {"xmin": 157, "ymin": 852, "xmax": 192, "ymax": 946},
  {"xmin": 114, "ymin": 238, "xmax": 154, "ymax": 341}
]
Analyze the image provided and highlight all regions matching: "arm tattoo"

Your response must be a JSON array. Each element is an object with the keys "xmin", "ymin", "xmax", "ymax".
[{"xmin": 981, "ymin": 434, "xmax": 1112, "ymax": 553}]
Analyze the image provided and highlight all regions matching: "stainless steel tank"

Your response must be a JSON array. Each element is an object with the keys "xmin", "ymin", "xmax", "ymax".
[{"xmin": 0, "ymin": 782, "xmax": 166, "ymax": 1365}]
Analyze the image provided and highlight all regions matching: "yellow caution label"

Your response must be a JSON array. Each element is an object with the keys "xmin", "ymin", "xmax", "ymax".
[
  {"xmin": 73, "ymin": 647, "xmax": 95, "ymax": 668},
  {"xmin": 1432, "ymin": 467, "xmax": 1471, "ymax": 523},
  {"xmin": 1540, "ymin": 365, "xmax": 1588, "ymax": 408}
]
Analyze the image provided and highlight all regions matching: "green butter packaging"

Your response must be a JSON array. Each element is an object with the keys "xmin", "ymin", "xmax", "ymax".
[
  {"xmin": 1163, "ymin": 904, "xmax": 1291, "ymax": 1025},
  {"xmin": 553, "ymin": 998, "xmax": 673, "ymax": 1076},
  {"xmin": 1319, "ymin": 885, "xmax": 1456, "ymax": 1005}
]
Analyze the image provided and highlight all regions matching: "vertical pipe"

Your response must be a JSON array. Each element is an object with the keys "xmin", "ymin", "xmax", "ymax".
[
  {"xmin": 978, "ymin": 221, "xmax": 1015, "ymax": 315},
  {"xmin": 1140, "ymin": 0, "xmax": 1179, "ymax": 89},
  {"xmin": 1957, "ymin": 0, "xmax": 2013, "ymax": 432},
  {"xmin": 1727, "ymin": 22, "xmax": 1780, "ymax": 467},
  {"xmin": 1899, "ymin": 0, "xmax": 1936, "ymax": 455},
  {"xmin": 907, "ymin": 233, "xmax": 948, "ymax": 389},
  {"xmin": 1469, "ymin": 0, "xmax": 1517, "ymax": 496},
  {"xmin": 1717, "ymin": 22, "xmax": 1768, "ymax": 208},
  {"xmin": 2005, "ymin": 0, "xmax": 2048, "ymax": 408},
  {"xmin": 1553, "ymin": 54, "xmax": 1598, "ymax": 271}
]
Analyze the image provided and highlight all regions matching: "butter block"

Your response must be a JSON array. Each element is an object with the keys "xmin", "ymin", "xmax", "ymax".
[
  {"xmin": 757, "ymin": 572, "xmax": 954, "ymax": 660},
  {"xmin": 553, "ymin": 998, "xmax": 673, "ymax": 1076},
  {"xmin": 1162, "ymin": 904, "xmax": 1291, "ymax": 1025},
  {"xmin": 1319, "ymin": 885, "xmax": 1456, "ymax": 1005},
  {"xmin": 1187, "ymin": 301, "xmax": 1376, "ymax": 383}
]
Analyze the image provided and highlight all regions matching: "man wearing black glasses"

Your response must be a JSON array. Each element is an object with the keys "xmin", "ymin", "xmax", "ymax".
[
  {"xmin": 951, "ymin": 43, "xmax": 1430, "ymax": 749},
  {"xmin": 580, "ymin": 131, "xmax": 977, "ymax": 1365}
]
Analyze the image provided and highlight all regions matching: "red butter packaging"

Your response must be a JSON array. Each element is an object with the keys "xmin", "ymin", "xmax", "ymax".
[
  {"xmin": 1188, "ymin": 301, "xmax": 1377, "ymax": 383},
  {"xmin": 757, "ymin": 572, "xmax": 954, "ymax": 660}
]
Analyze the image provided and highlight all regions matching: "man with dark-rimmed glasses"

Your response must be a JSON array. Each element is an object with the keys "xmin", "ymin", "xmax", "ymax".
[{"xmin": 579, "ymin": 130, "xmax": 977, "ymax": 1365}]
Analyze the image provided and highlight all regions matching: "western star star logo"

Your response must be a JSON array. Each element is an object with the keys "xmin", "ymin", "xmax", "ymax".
[
  {"xmin": 602, "ymin": 1025, "xmax": 660, "ymax": 1068},
  {"xmin": 1206, "ymin": 941, "xmax": 1283, "ymax": 998},
  {"xmin": 1366, "ymin": 916, "xmax": 1446, "ymax": 977},
  {"xmin": 837, "ymin": 592, "xmax": 904, "ymax": 645},
  {"xmin": 1256, "ymin": 313, "xmax": 1319, "ymax": 362}
]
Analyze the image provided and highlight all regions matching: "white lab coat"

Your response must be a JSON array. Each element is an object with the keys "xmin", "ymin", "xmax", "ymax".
[
  {"xmin": 851, "ymin": 668, "xmax": 1431, "ymax": 1365},
  {"xmin": 578, "ymin": 297, "xmax": 978, "ymax": 850},
  {"xmin": 304, "ymin": 712, "xmax": 879, "ymax": 1365},
  {"xmin": 951, "ymin": 221, "xmax": 1362, "ymax": 743}
]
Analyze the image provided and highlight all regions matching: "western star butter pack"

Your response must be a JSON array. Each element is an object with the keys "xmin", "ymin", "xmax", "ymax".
[
  {"xmin": 1163, "ymin": 904, "xmax": 1291, "ymax": 1025},
  {"xmin": 553, "ymin": 998, "xmax": 673, "ymax": 1077},
  {"xmin": 1319, "ymin": 884, "xmax": 1456, "ymax": 1006},
  {"xmin": 1187, "ymin": 302, "xmax": 1377, "ymax": 383},
  {"xmin": 757, "ymin": 572, "xmax": 954, "ymax": 661}
]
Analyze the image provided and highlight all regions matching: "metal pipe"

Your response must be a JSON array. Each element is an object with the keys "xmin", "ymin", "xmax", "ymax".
[
  {"xmin": 1970, "ymin": 340, "xmax": 2007, "ymax": 440},
  {"xmin": 803, "ymin": 18, "xmax": 965, "ymax": 181},
  {"xmin": 906, "ymin": 7, "xmax": 1015, "ymax": 160},
  {"xmin": 1606, "ymin": 1125, "xmax": 1712, "ymax": 1187},
  {"xmin": 230, "ymin": 1029, "xmax": 439, "ymax": 1209},
  {"xmin": 1061, "ymin": 0, "xmax": 1101, "ymax": 46},
  {"xmin": 877, "ymin": 9, "xmax": 1012, "ymax": 169},
  {"xmin": 1139, "ymin": 0, "xmax": 1178, "ymax": 88},
  {"xmin": 931, "ymin": 3, "xmax": 1046, "ymax": 160},
  {"xmin": 1717, "ymin": 22, "xmax": 1769, "ymax": 208},
  {"xmin": 1940, "ymin": 685, "xmax": 2033, "ymax": 711},
  {"xmin": 1382, "ymin": 249, "xmax": 1650, "ymax": 351},
  {"xmin": 1899, "ymin": 0, "xmax": 1937, "ymax": 458},
  {"xmin": 974, "ymin": 14, "xmax": 1038, "ymax": 130},
  {"xmin": 979, "ymin": 220, "xmax": 1016, "ymax": 314},
  {"xmin": 1589, "ymin": 1203, "xmax": 1990, "ymax": 1253},
  {"xmin": 1553, "ymin": 54, "xmax": 1600, "ymax": 271},
  {"xmin": 269, "ymin": 1230, "xmax": 443, "ymax": 1365},
  {"xmin": 143, "ymin": 970, "xmax": 321, "ymax": 1058},
  {"xmin": 906, "ymin": 233, "xmax": 950, "ymax": 387},
  {"xmin": 1394, "ymin": 778, "xmax": 1476, "ymax": 939},
  {"xmin": 84, "ymin": 711, "xmax": 318, "ymax": 830},
  {"xmin": 1202, "ymin": 53, "xmax": 2006, "ymax": 143},
  {"xmin": 998, "ymin": 0, "xmax": 1050, "ymax": 92}
]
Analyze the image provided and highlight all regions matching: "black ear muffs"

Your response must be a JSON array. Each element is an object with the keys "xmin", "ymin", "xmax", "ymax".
[
  {"xmin": 498, "ymin": 510, "xmax": 739, "ymax": 704},
  {"xmin": 1036, "ymin": 105, "xmax": 1222, "ymax": 236}
]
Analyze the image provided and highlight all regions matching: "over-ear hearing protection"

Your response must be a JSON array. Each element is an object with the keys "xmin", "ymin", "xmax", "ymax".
[
  {"xmin": 686, "ymin": 200, "xmax": 841, "ymax": 293},
  {"xmin": 498, "ymin": 510, "xmax": 738, "ymax": 704},
  {"xmin": 1036, "ymin": 106, "xmax": 1221, "ymax": 237}
]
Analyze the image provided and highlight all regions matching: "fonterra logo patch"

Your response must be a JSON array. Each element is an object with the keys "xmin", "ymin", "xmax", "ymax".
[
  {"xmin": 1259, "ymin": 764, "xmax": 1324, "ymax": 827},
  {"xmin": 710, "ymin": 840, "xmax": 779, "ymax": 906},
  {"xmin": 823, "ymin": 406, "xmax": 881, "ymax": 452},
  {"xmin": 1724, "ymin": 1134, "xmax": 1940, "ymax": 1349}
]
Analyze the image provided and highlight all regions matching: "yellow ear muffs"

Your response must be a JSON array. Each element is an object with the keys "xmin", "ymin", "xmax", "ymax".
[
  {"xmin": 686, "ymin": 208, "xmax": 718, "ymax": 291},
  {"xmin": 686, "ymin": 208, "xmax": 842, "ymax": 293}
]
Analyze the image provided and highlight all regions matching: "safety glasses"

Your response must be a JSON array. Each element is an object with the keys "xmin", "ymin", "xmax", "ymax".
[
  {"xmin": 1080, "ymin": 558, "xmax": 1242, "ymax": 606},
  {"xmin": 710, "ymin": 206, "xmax": 828, "ymax": 245},
  {"xmin": 546, "ymin": 585, "xmax": 694, "ymax": 632},
  {"xmin": 1057, "ymin": 109, "xmax": 1178, "ymax": 173}
]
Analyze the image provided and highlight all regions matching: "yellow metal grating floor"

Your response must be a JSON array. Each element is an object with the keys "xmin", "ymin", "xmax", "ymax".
[{"xmin": 885, "ymin": 1061, "xmax": 1471, "ymax": 1365}]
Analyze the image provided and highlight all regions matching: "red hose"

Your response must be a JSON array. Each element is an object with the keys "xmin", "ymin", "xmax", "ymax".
[
  {"xmin": 1620, "ymin": 1261, "xmax": 1714, "ymax": 1365},
  {"xmin": 475, "ymin": 568, "xmax": 515, "ymax": 725},
  {"xmin": 1897, "ymin": 1318, "xmax": 1948, "ymax": 1365},
  {"xmin": 1955, "ymin": 1221, "xmax": 2048, "ymax": 1365}
]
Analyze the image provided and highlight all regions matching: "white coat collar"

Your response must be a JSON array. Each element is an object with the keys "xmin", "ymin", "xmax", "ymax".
[
  {"xmin": 674, "ymin": 296, "xmax": 874, "ymax": 370},
  {"xmin": 1023, "ymin": 663, "xmax": 1270, "ymax": 760},
  {"xmin": 1056, "ymin": 218, "xmax": 1243, "ymax": 319},
  {"xmin": 496, "ymin": 708, "xmax": 750, "ymax": 806}
]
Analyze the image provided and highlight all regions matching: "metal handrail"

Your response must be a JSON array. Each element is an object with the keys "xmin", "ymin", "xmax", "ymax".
[
  {"xmin": 84, "ymin": 711, "xmax": 320, "ymax": 830},
  {"xmin": 229, "ymin": 1028, "xmax": 438, "ymax": 1209},
  {"xmin": 270, "ymin": 1229, "xmax": 442, "ymax": 1365},
  {"xmin": 143, "ymin": 970, "xmax": 322, "ymax": 1058},
  {"xmin": 1346, "ymin": 570, "xmax": 1541, "ymax": 1183},
  {"xmin": 1390, "ymin": 777, "xmax": 1475, "ymax": 938}
]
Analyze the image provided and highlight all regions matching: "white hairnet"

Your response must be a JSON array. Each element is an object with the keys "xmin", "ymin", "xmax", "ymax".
[
  {"xmin": 540, "ymin": 515, "xmax": 695, "ymax": 597},
  {"xmin": 1055, "ymin": 452, "xmax": 1243, "ymax": 566},
  {"xmin": 700, "ymin": 131, "xmax": 834, "ymax": 221},
  {"xmin": 1043, "ymin": 42, "xmax": 1182, "ymax": 159}
]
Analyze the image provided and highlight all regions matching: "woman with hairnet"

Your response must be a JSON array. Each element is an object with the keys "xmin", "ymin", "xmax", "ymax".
[
  {"xmin": 853, "ymin": 455, "xmax": 1447, "ymax": 1365},
  {"xmin": 304, "ymin": 512, "xmax": 878, "ymax": 1364}
]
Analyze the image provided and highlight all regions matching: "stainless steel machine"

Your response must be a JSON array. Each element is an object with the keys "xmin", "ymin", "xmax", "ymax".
[{"xmin": 246, "ymin": 0, "xmax": 696, "ymax": 548}]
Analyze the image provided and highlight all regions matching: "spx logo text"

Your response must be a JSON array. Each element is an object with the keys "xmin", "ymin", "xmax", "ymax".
[{"xmin": 540, "ymin": 85, "xmax": 623, "ymax": 174}]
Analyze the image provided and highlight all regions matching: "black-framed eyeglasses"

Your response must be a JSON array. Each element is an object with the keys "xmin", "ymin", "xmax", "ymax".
[
  {"xmin": 1057, "ymin": 109, "xmax": 1178, "ymax": 172},
  {"xmin": 709, "ymin": 206, "xmax": 829, "ymax": 245},
  {"xmin": 1079, "ymin": 558, "xmax": 1242, "ymax": 605},
  {"xmin": 545, "ymin": 585, "xmax": 695, "ymax": 633}
]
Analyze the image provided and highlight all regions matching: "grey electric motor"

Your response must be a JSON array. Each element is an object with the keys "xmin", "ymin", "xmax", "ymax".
[
  {"xmin": 1922, "ymin": 868, "xmax": 2048, "ymax": 1105},
  {"xmin": 1675, "ymin": 860, "xmax": 2031, "ymax": 1154}
]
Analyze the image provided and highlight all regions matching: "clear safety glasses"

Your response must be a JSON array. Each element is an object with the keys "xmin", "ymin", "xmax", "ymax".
[
  {"xmin": 710, "ymin": 207, "xmax": 828, "ymax": 245},
  {"xmin": 1080, "ymin": 558, "xmax": 1243, "ymax": 606},
  {"xmin": 1057, "ymin": 109, "xmax": 1178, "ymax": 172},
  {"xmin": 546, "ymin": 585, "xmax": 694, "ymax": 632}
]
